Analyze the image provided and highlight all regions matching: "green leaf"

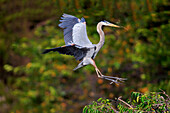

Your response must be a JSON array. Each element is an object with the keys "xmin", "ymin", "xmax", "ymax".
[
  {"xmin": 106, "ymin": 99, "xmax": 110, "ymax": 103},
  {"xmin": 101, "ymin": 99, "xmax": 106, "ymax": 104},
  {"xmin": 83, "ymin": 106, "xmax": 87, "ymax": 113},
  {"xmin": 97, "ymin": 98, "xmax": 103, "ymax": 102},
  {"xmin": 141, "ymin": 97, "xmax": 144, "ymax": 103},
  {"xmin": 137, "ymin": 96, "xmax": 140, "ymax": 103},
  {"xmin": 4, "ymin": 64, "xmax": 13, "ymax": 72}
]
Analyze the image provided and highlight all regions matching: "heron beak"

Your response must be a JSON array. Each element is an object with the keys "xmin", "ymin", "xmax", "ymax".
[{"xmin": 109, "ymin": 23, "xmax": 120, "ymax": 28}]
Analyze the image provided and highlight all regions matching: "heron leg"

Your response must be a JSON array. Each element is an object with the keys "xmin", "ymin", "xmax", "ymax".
[
  {"xmin": 91, "ymin": 59, "xmax": 127, "ymax": 84},
  {"xmin": 95, "ymin": 68, "xmax": 102, "ymax": 77},
  {"xmin": 91, "ymin": 60, "xmax": 101, "ymax": 77}
]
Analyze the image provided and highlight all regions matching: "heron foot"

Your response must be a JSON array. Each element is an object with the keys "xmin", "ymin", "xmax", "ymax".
[
  {"xmin": 95, "ymin": 67, "xmax": 127, "ymax": 84},
  {"xmin": 100, "ymin": 75, "xmax": 127, "ymax": 85}
]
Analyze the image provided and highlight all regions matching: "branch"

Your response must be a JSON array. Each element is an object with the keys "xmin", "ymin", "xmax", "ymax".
[{"xmin": 118, "ymin": 96, "xmax": 133, "ymax": 109}]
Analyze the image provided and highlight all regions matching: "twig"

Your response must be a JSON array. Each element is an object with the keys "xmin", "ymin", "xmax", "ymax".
[
  {"xmin": 104, "ymin": 104, "xmax": 119, "ymax": 113},
  {"xmin": 118, "ymin": 96, "xmax": 133, "ymax": 109},
  {"xmin": 110, "ymin": 106, "xmax": 119, "ymax": 113},
  {"xmin": 159, "ymin": 89, "xmax": 170, "ymax": 112},
  {"xmin": 98, "ymin": 103, "xmax": 119, "ymax": 113},
  {"xmin": 159, "ymin": 89, "xmax": 170, "ymax": 100}
]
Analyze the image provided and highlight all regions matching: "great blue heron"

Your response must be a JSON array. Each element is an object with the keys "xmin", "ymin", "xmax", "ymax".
[{"xmin": 43, "ymin": 14, "xmax": 126, "ymax": 84}]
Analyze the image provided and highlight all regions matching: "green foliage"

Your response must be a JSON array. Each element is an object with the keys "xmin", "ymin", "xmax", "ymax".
[
  {"xmin": 0, "ymin": 0, "xmax": 169, "ymax": 112},
  {"xmin": 83, "ymin": 91, "xmax": 170, "ymax": 113},
  {"xmin": 119, "ymin": 91, "xmax": 169, "ymax": 112},
  {"xmin": 83, "ymin": 98, "xmax": 115, "ymax": 113}
]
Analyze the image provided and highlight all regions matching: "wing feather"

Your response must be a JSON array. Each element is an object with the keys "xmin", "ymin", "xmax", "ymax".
[
  {"xmin": 43, "ymin": 45, "xmax": 89, "ymax": 61},
  {"xmin": 59, "ymin": 14, "xmax": 94, "ymax": 48},
  {"xmin": 72, "ymin": 23, "xmax": 93, "ymax": 47},
  {"xmin": 58, "ymin": 14, "xmax": 80, "ymax": 45}
]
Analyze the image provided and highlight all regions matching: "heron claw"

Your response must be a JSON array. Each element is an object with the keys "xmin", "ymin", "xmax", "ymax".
[{"xmin": 100, "ymin": 75, "xmax": 127, "ymax": 85}]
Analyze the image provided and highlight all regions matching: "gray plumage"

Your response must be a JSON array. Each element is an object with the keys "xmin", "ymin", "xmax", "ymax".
[
  {"xmin": 72, "ymin": 22, "xmax": 93, "ymax": 47},
  {"xmin": 43, "ymin": 14, "xmax": 126, "ymax": 84},
  {"xmin": 58, "ymin": 14, "xmax": 79, "ymax": 45}
]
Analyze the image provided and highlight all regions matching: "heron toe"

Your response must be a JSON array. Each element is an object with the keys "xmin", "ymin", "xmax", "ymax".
[{"xmin": 100, "ymin": 75, "xmax": 127, "ymax": 84}]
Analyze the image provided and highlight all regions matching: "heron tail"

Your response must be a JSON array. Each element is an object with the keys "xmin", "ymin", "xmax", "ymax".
[{"xmin": 73, "ymin": 61, "xmax": 86, "ymax": 71}]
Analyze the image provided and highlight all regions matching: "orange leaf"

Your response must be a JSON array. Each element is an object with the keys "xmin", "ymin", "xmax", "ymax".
[{"xmin": 98, "ymin": 79, "xmax": 103, "ymax": 84}]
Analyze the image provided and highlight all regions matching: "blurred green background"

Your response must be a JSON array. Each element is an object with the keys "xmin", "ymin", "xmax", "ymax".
[{"xmin": 0, "ymin": 0, "xmax": 169, "ymax": 112}]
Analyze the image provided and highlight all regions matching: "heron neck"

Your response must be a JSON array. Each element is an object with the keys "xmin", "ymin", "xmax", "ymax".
[{"xmin": 97, "ymin": 23, "xmax": 105, "ymax": 46}]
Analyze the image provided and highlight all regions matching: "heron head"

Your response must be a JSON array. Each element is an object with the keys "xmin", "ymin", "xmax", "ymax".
[{"xmin": 101, "ymin": 20, "xmax": 120, "ymax": 28}]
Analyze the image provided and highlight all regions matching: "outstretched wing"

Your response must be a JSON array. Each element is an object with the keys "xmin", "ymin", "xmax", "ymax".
[
  {"xmin": 59, "ymin": 14, "xmax": 94, "ymax": 48},
  {"xmin": 58, "ymin": 14, "xmax": 80, "ymax": 45},
  {"xmin": 42, "ymin": 44, "xmax": 89, "ymax": 61},
  {"xmin": 72, "ymin": 21, "xmax": 93, "ymax": 48},
  {"xmin": 44, "ymin": 14, "xmax": 95, "ymax": 61}
]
